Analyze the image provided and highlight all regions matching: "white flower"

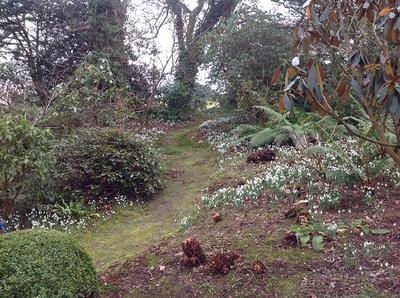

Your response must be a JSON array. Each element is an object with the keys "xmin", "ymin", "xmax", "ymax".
[{"xmin": 292, "ymin": 56, "xmax": 300, "ymax": 66}]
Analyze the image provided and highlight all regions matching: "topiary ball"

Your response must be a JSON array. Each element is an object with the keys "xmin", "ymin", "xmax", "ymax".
[{"xmin": 0, "ymin": 229, "xmax": 98, "ymax": 298}]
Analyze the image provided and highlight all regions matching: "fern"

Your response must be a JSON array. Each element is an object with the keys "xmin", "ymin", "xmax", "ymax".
[
  {"xmin": 249, "ymin": 128, "xmax": 277, "ymax": 148},
  {"xmin": 368, "ymin": 158, "xmax": 396, "ymax": 178},
  {"xmin": 325, "ymin": 168, "xmax": 359, "ymax": 185},
  {"xmin": 234, "ymin": 134, "xmax": 253, "ymax": 146},
  {"xmin": 232, "ymin": 124, "xmax": 261, "ymax": 137},
  {"xmin": 346, "ymin": 100, "xmax": 397, "ymax": 139},
  {"xmin": 275, "ymin": 125, "xmax": 310, "ymax": 148},
  {"xmin": 304, "ymin": 145, "xmax": 364, "ymax": 180},
  {"xmin": 253, "ymin": 105, "xmax": 290, "ymax": 126}
]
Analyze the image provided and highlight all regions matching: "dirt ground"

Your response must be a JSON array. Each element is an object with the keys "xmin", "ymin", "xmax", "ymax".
[{"xmin": 99, "ymin": 192, "xmax": 400, "ymax": 297}]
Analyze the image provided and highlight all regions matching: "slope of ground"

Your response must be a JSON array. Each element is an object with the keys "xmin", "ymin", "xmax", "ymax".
[
  {"xmin": 97, "ymin": 123, "xmax": 400, "ymax": 298},
  {"xmin": 99, "ymin": 193, "xmax": 400, "ymax": 297}
]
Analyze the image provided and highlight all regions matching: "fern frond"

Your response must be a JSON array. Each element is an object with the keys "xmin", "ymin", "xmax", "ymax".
[
  {"xmin": 304, "ymin": 145, "xmax": 364, "ymax": 179},
  {"xmin": 249, "ymin": 127, "xmax": 277, "ymax": 148},
  {"xmin": 232, "ymin": 124, "xmax": 261, "ymax": 137},
  {"xmin": 253, "ymin": 105, "xmax": 290, "ymax": 126},
  {"xmin": 234, "ymin": 135, "xmax": 253, "ymax": 146},
  {"xmin": 368, "ymin": 158, "xmax": 396, "ymax": 178}
]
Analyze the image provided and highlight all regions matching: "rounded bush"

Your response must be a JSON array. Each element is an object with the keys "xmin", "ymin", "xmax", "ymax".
[
  {"xmin": 54, "ymin": 127, "xmax": 163, "ymax": 202},
  {"xmin": 0, "ymin": 229, "xmax": 98, "ymax": 297}
]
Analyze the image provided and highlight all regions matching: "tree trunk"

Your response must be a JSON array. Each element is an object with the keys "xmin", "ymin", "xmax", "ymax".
[
  {"xmin": 175, "ymin": 43, "xmax": 202, "ymax": 99},
  {"xmin": 167, "ymin": 0, "xmax": 240, "ymax": 117}
]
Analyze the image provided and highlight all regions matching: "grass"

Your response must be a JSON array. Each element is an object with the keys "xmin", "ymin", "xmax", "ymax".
[
  {"xmin": 77, "ymin": 126, "xmax": 218, "ymax": 271},
  {"xmin": 234, "ymin": 231, "xmax": 316, "ymax": 265}
]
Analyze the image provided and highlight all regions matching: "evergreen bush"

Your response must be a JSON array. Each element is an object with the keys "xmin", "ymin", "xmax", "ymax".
[{"xmin": 0, "ymin": 229, "xmax": 98, "ymax": 298}]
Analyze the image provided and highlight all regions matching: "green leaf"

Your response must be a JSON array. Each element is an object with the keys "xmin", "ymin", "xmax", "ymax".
[
  {"xmin": 312, "ymin": 235, "xmax": 324, "ymax": 251},
  {"xmin": 299, "ymin": 234, "xmax": 310, "ymax": 246},
  {"xmin": 370, "ymin": 228, "xmax": 390, "ymax": 235}
]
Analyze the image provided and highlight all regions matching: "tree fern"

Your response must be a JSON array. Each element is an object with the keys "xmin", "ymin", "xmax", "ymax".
[{"xmin": 368, "ymin": 157, "xmax": 396, "ymax": 178}]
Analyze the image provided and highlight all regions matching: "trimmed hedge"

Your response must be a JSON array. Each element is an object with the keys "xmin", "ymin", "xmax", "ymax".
[
  {"xmin": 54, "ymin": 128, "xmax": 163, "ymax": 202},
  {"xmin": 0, "ymin": 229, "xmax": 98, "ymax": 298}
]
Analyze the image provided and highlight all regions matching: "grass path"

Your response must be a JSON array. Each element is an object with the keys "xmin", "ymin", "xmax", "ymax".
[{"xmin": 77, "ymin": 125, "xmax": 218, "ymax": 271}]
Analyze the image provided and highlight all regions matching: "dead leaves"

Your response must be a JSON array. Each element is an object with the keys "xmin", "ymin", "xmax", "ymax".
[
  {"xmin": 180, "ymin": 237, "xmax": 207, "ymax": 267},
  {"xmin": 270, "ymin": 66, "xmax": 281, "ymax": 85},
  {"xmin": 180, "ymin": 238, "xmax": 241, "ymax": 274},
  {"xmin": 207, "ymin": 251, "xmax": 241, "ymax": 274},
  {"xmin": 333, "ymin": 78, "xmax": 350, "ymax": 104},
  {"xmin": 179, "ymin": 238, "xmax": 269, "ymax": 275},
  {"xmin": 379, "ymin": 7, "xmax": 392, "ymax": 17},
  {"xmin": 251, "ymin": 260, "xmax": 268, "ymax": 274},
  {"xmin": 246, "ymin": 149, "xmax": 276, "ymax": 164},
  {"xmin": 212, "ymin": 212, "xmax": 222, "ymax": 222}
]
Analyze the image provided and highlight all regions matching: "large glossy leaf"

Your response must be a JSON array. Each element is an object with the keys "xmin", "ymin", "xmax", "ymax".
[
  {"xmin": 307, "ymin": 65, "xmax": 317, "ymax": 91},
  {"xmin": 351, "ymin": 78, "xmax": 363, "ymax": 98},
  {"xmin": 312, "ymin": 235, "xmax": 324, "ymax": 251},
  {"xmin": 270, "ymin": 66, "xmax": 281, "ymax": 85},
  {"xmin": 283, "ymin": 92, "xmax": 294, "ymax": 111},
  {"xmin": 284, "ymin": 77, "xmax": 300, "ymax": 91},
  {"xmin": 389, "ymin": 94, "xmax": 399, "ymax": 114},
  {"xmin": 376, "ymin": 84, "xmax": 388, "ymax": 102}
]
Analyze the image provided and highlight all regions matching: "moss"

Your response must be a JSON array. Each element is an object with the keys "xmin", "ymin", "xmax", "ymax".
[
  {"xmin": 234, "ymin": 228, "xmax": 316, "ymax": 265},
  {"xmin": 355, "ymin": 286, "xmax": 392, "ymax": 298},
  {"xmin": 266, "ymin": 275, "xmax": 304, "ymax": 297},
  {"xmin": 141, "ymin": 253, "xmax": 161, "ymax": 268}
]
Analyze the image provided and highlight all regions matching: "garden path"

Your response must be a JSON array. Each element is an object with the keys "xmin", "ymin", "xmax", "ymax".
[{"xmin": 78, "ymin": 124, "xmax": 218, "ymax": 271}]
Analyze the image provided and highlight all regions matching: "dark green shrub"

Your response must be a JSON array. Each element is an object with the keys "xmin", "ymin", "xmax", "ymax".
[
  {"xmin": 0, "ymin": 229, "xmax": 98, "ymax": 297},
  {"xmin": 159, "ymin": 82, "xmax": 192, "ymax": 120},
  {"xmin": 54, "ymin": 128, "xmax": 163, "ymax": 202},
  {"xmin": 0, "ymin": 114, "xmax": 55, "ymax": 225}
]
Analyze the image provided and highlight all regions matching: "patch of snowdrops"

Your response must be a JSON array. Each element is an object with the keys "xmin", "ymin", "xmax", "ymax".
[
  {"xmin": 199, "ymin": 119, "xmax": 400, "ymax": 210},
  {"xmin": 3, "ymin": 195, "xmax": 143, "ymax": 233}
]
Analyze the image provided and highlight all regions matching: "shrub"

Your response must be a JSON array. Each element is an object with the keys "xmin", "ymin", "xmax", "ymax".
[
  {"xmin": 281, "ymin": 0, "xmax": 400, "ymax": 166},
  {"xmin": 0, "ymin": 229, "xmax": 98, "ymax": 297},
  {"xmin": 53, "ymin": 127, "xmax": 163, "ymax": 202},
  {"xmin": 159, "ymin": 82, "xmax": 192, "ymax": 120},
  {"xmin": 0, "ymin": 114, "xmax": 54, "ymax": 226},
  {"xmin": 44, "ymin": 58, "xmax": 142, "ymax": 131}
]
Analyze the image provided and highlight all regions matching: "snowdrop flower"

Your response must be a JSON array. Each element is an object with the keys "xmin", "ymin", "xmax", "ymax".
[{"xmin": 292, "ymin": 56, "xmax": 300, "ymax": 66}]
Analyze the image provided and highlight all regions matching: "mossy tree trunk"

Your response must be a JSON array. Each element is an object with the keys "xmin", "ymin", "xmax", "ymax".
[{"xmin": 166, "ymin": 0, "xmax": 240, "ymax": 116}]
